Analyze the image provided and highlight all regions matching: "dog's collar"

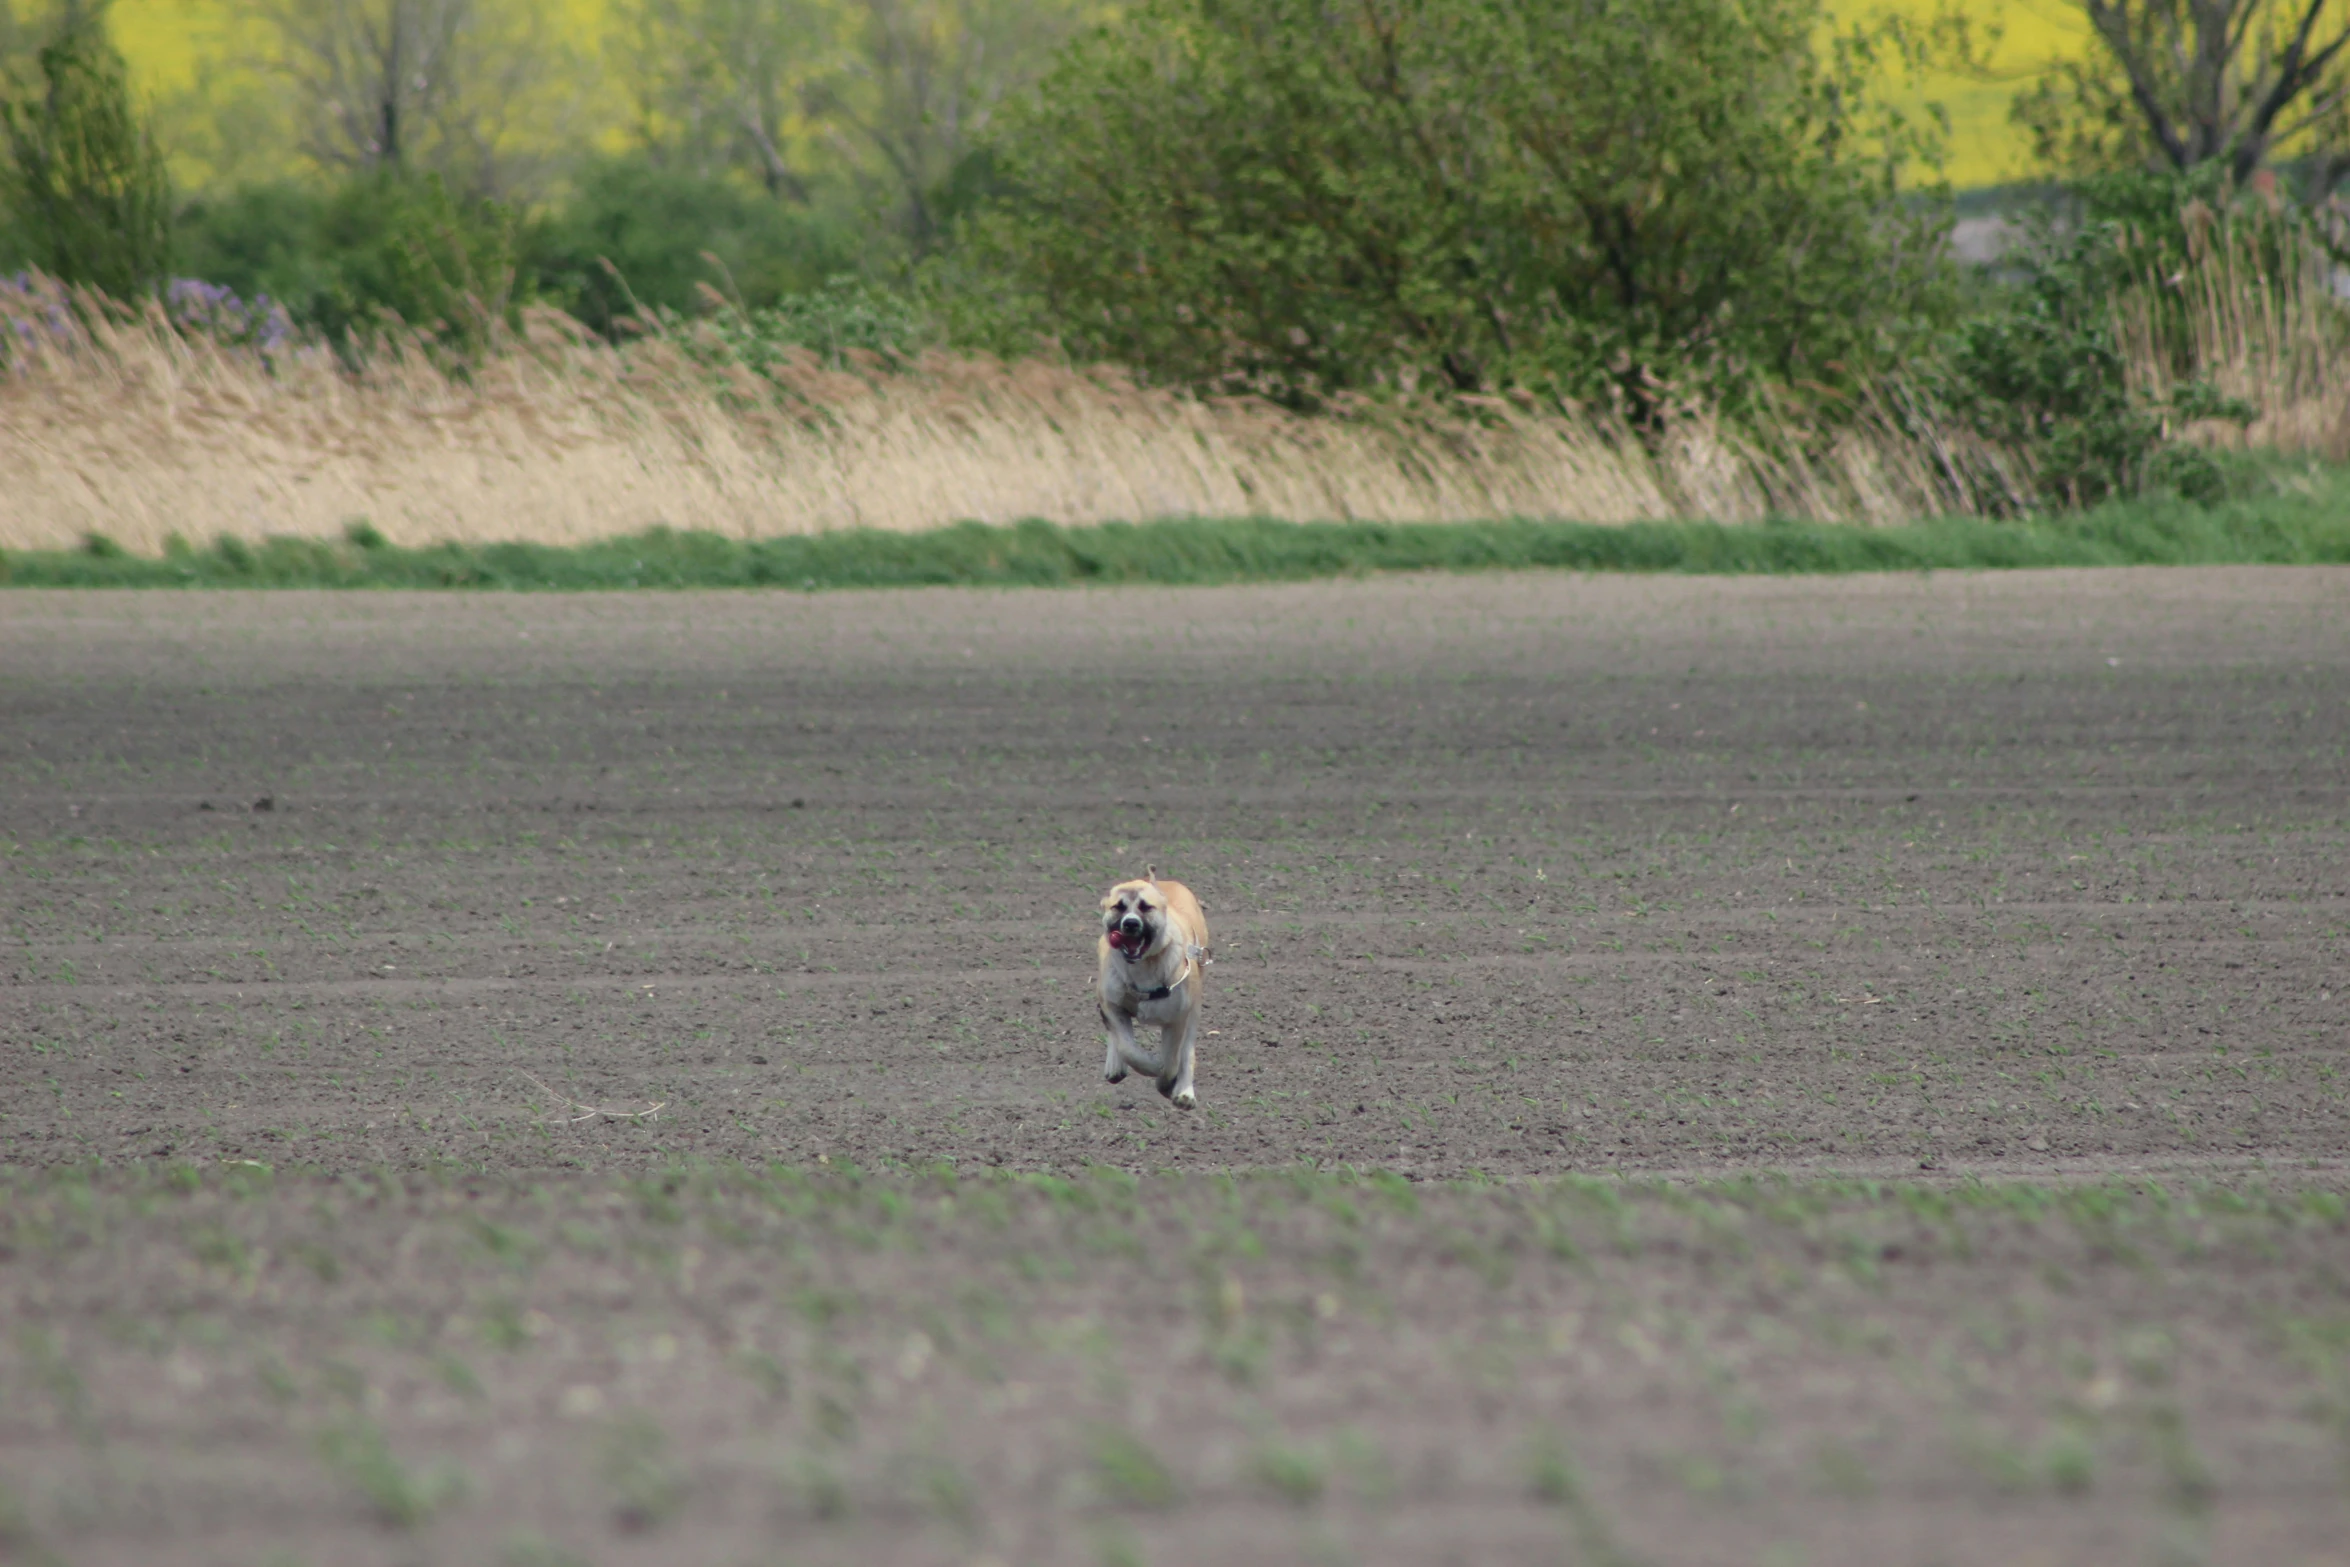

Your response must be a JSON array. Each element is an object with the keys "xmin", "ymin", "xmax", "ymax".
[
  {"xmin": 1121, "ymin": 948, "xmax": 1201, "ymax": 1002},
  {"xmin": 1138, "ymin": 960, "xmax": 1191, "ymax": 1002},
  {"xmin": 1138, "ymin": 963, "xmax": 1187, "ymax": 1002}
]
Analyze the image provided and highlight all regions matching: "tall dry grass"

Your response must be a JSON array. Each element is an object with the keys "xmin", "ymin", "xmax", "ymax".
[
  {"xmin": 2115, "ymin": 212, "xmax": 2350, "ymax": 461},
  {"xmin": 1, "ymin": 276, "xmax": 2036, "ymax": 555}
]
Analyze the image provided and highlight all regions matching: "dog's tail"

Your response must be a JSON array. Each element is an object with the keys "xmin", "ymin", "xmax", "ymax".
[{"xmin": 1146, "ymin": 864, "xmax": 1158, "ymax": 883}]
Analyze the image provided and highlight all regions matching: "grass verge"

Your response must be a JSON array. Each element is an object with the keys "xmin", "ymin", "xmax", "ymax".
[{"xmin": 6, "ymin": 471, "xmax": 2348, "ymax": 589}]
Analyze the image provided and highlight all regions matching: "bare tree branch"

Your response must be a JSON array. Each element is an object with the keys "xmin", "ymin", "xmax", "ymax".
[
  {"xmin": 620, "ymin": 0, "xmax": 1084, "ymax": 249},
  {"xmin": 2238, "ymin": 0, "xmax": 2350, "ymax": 173},
  {"xmin": 254, "ymin": 0, "xmax": 552, "ymax": 192},
  {"xmin": 2044, "ymin": 2, "xmax": 2350, "ymax": 190}
]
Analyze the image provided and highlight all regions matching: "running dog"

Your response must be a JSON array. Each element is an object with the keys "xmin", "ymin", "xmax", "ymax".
[{"xmin": 1097, "ymin": 867, "xmax": 1212, "ymax": 1108}]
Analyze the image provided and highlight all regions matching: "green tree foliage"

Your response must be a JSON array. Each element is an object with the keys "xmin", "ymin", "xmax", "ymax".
[
  {"xmin": 0, "ymin": 4, "xmax": 170, "ymax": 296},
  {"xmin": 173, "ymin": 181, "xmax": 333, "ymax": 302},
  {"xmin": 176, "ymin": 170, "xmax": 527, "ymax": 360},
  {"xmin": 967, "ymin": 0, "xmax": 1954, "ymax": 415},
  {"xmin": 307, "ymin": 172, "xmax": 527, "ymax": 356},
  {"xmin": 525, "ymin": 157, "xmax": 864, "ymax": 333}
]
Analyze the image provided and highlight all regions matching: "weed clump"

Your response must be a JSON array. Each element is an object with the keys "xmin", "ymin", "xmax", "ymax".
[
  {"xmin": 1088, "ymin": 1425, "xmax": 1182, "ymax": 1510},
  {"xmin": 315, "ymin": 1418, "xmax": 470, "ymax": 1529}
]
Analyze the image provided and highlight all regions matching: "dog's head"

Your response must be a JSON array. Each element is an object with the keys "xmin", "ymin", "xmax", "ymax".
[{"xmin": 1100, "ymin": 869, "xmax": 1170, "ymax": 959}]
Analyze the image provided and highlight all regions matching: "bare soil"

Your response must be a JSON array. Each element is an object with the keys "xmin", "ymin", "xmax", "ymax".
[{"xmin": 2, "ymin": 569, "xmax": 2346, "ymax": 1566}]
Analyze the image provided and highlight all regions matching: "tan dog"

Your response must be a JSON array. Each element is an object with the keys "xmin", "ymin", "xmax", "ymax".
[{"xmin": 1097, "ymin": 867, "xmax": 1212, "ymax": 1108}]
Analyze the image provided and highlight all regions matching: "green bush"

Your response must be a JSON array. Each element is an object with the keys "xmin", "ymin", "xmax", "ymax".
[
  {"xmin": 306, "ymin": 173, "xmax": 531, "ymax": 360},
  {"xmin": 696, "ymin": 275, "xmax": 935, "ymax": 371},
  {"xmin": 175, "ymin": 172, "xmax": 529, "ymax": 361},
  {"xmin": 173, "ymin": 182, "xmax": 333, "ymax": 308},
  {"xmin": 525, "ymin": 158, "xmax": 866, "ymax": 335},
  {"xmin": 175, "ymin": 161, "xmax": 886, "ymax": 351},
  {"xmin": 1946, "ymin": 215, "xmax": 2153, "ymax": 507},
  {"xmin": 966, "ymin": 0, "xmax": 1953, "ymax": 415},
  {"xmin": 1946, "ymin": 171, "xmax": 2261, "ymax": 509},
  {"xmin": 0, "ymin": 11, "xmax": 171, "ymax": 297}
]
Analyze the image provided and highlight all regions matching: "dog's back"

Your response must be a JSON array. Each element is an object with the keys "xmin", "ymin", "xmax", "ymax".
[{"xmin": 1156, "ymin": 878, "xmax": 1210, "ymax": 957}]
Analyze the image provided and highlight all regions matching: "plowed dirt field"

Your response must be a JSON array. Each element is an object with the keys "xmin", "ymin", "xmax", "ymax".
[{"xmin": 2, "ymin": 569, "xmax": 2345, "ymax": 1567}]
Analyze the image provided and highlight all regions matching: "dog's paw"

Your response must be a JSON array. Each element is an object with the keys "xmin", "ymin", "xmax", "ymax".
[
  {"xmin": 1104, "ymin": 1066, "xmax": 1128, "ymax": 1084},
  {"xmin": 1171, "ymin": 1087, "xmax": 1197, "ymax": 1110}
]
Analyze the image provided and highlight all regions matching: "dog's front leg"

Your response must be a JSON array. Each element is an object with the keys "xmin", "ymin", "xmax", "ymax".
[
  {"xmin": 1101, "ymin": 1002, "xmax": 1143, "ymax": 1084},
  {"xmin": 1157, "ymin": 1006, "xmax": 1201, "ymax": 1109}
]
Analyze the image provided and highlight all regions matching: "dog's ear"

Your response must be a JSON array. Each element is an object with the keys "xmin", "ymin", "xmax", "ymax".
[{"xmin": 1100, "ymin": 889, "xmax": 1121, "ymax": 910}]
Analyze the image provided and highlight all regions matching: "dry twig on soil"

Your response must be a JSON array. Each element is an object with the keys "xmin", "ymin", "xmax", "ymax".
[{"xmin": 513, "ymin": 1069, "xmax": 665, "ymax": 1124}]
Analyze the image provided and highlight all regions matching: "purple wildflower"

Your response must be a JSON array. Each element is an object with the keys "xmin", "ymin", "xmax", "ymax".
[{"xmin": 164, "ymin": 277, "xmax": 299, "ymax": 354}]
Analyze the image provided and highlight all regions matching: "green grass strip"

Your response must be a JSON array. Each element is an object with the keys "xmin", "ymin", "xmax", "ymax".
[{"xmin": 7, "ymin": 479, "xmax": 2348, "ymax": 589}]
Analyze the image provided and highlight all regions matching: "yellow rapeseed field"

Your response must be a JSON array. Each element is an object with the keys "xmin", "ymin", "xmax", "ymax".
[{"xmin": 108, "ymin": 0, "xmax": 2091, "ymax": 192}]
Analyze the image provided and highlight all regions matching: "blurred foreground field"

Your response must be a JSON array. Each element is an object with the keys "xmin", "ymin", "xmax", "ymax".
[{"xmin": 3, "ymin": 1165, "xmax": 2344, "ymax": 1567}]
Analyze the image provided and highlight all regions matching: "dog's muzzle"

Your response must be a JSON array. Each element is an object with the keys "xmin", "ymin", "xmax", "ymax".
[{"xmin": 1109, "ymin": 916, "xmax": 1147, "ymax": 953}]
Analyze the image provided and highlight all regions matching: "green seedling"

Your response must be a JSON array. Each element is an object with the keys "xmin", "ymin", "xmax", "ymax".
[
  {"xmin": 2039, "ymin": 1427, "xmax": 2097, "ymax": 1495},
  {"xmin": 499, "ymin": 1532, "xmax": 589, "ymax": 1567},
  {"xmin": 601, "ymin": 1411, "xmax": 689, "ymax": 1532},
  {"xmin": 316, "ymin": 1419, "xmax": 470, "ymax": 1529},
  {"xmin": 1250, "ymin": 1439, "xmax": 1327, "ymax": 1505},
  {"xmin": 1090, "ymin": 1425, "xmax": 1182, "ymax": 1510}
]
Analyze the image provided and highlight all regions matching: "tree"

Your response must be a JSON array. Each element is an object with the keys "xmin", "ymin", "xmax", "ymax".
[
  {"xmin": 2013, "ymin": 2, "xmax": 2350, "ymax": 190},
  {"xmin": 822, "ymin": 0, "xmax": 1090, "ymax": 249},
  {"xmin": 618, "ymin": 0, "xmax": 1090, "ymax": 251},
  {"xmin": 525, "ymin": 155, "xmax": 864, "ymax": 330},
  {"xmin": 0, "ymin": 1, "xmax": 87, "ymax": 72},
  {"xmin": 255, "ymin": 0, "xmax": 562, "ymax": 193},
  {"xmin": 970, "ymin": 0, "xmax": 1952, "ymax": 415},
  {"xmin": 0, "ymin": 2, "xmax": 172, "ymax": 296},
  {"xmin": 615, "ymin": 0, "xmax": 839, "ymax": 201}
]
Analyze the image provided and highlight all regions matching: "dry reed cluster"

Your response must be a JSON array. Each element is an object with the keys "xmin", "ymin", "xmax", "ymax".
[
  {"xmin": 2, "ymin": 233, "xmax": 2341, "ymax": 556},
  {"xmin": 0, "ymin": 278, "xmax": 2014, "ymax": 555},
  {"xmin": 2114, "ymin": 214, "xmax": 2350, "ymax": 461}
]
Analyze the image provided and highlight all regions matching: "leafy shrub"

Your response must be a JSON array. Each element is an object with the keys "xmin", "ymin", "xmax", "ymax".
[
  {"xmin": 178, "ymin": 162, "xmax": 880, "ymax": 354},
  {"xmin": 525, "ymin": 157, "xmax": 866, "ymax": 336},
  {"xmin": 697, "ymin": 275, "xmax": 935, "ymax": 370},
  {"xmin": 1947, "ymin": 172, "xmax": 2264, "ymax": 509},
  {"xmin": 967, "ymin": 0, "xmax": 1953, "ymax": 415},
  {"xmin": 176, "ymin": 173, "xmax": 529, "ymax": 362},
  {"xmin": 304, "ymin": 173, "xmax": 532, "ymax": 360},
  {"xmin": 0, "ymin": 13, "xmax": 171, "ymax": 298},
  {"xmin": 173, "ymin": 182, "xmax": 333, "ymax": 310},
  {"xmin": 1946, "ymin": 217, "xmax": 2153, "ymax": 507}
]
